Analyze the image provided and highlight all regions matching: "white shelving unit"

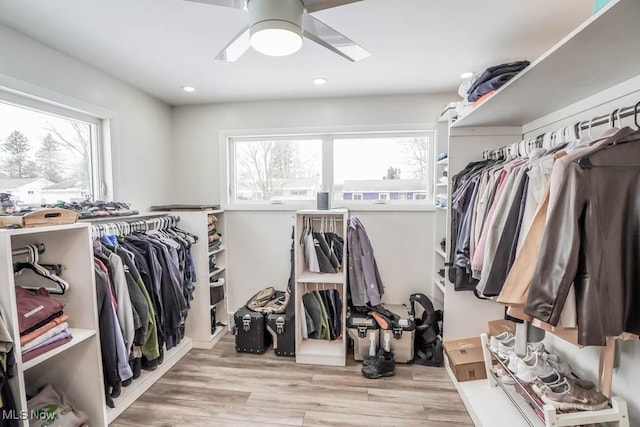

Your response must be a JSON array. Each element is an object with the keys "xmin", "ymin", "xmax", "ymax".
[
  {"xmin": 0, "ymin": 223, "xmax": 106, "ymax": 427},
  {"xmin": 106, "ymin": 337, "xmax": 192, "ymax": 423},
  {"xmin": 432, "ymin": 118, "xmax": 450, "ymax": 310},
  {"xmin": 439, "ymin": 1, "xmax": 637, "ymax": 424},
  {"xmin": 294, "ymin": 209, "xmax": 348, "ymax": 367},
  {"xmin": 175, "ymin": 210, "xmax": 228, "ymax": 349},
  {"xmin": 451, "ymin": 0, "xmax": 640, "ymax": 128}
]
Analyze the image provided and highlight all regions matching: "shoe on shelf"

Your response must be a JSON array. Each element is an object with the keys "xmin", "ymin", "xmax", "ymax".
[
  {"xmin": 490, "ymin": 332, "xmax": 513, "ymax": 352},
  {"xmin": 539, "ymin": 352, "xmax": 573, "ymax": 376},
  {"xmin": 539, "ymin": 378, "xmax": 609, "ymax": 411},
  {"xmin": 532, "ymin": 371, "xmax": 596, "ymax": 396},
  {"xmin": 514, "ymin": 352, "xmax": 555, "ymax": 383},
  {"xmin": 362, "ymin": 350, "xmax": 395, "ymax": 379},
  {"xmin": 497, "ymin": 337, "xmax": 517, "ymax": 359}
]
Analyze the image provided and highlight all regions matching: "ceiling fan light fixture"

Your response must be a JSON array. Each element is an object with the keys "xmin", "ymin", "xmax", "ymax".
[{"xmin": 250, "ymin": 20, "xmax": 303, "ymax": 57}]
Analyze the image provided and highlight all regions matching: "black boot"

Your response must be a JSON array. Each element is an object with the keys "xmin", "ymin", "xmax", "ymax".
[
  {"xmin": 362, "ymin": 350, "xmax": 395, "ymax": 379},
  {"xmin": 363, "ymin": 348, "xmax": 384, "ymax": 367}
]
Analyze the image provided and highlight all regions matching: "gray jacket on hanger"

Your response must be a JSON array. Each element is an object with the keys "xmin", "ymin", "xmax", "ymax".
[{"xmin": 347, "ymin": 217, "xmax": 384, "ymax": 307}]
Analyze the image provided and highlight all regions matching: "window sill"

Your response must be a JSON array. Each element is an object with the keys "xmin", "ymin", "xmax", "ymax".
[{"xmin": 223, "ymin": 202, "xmax": 436, "ymax": 212}]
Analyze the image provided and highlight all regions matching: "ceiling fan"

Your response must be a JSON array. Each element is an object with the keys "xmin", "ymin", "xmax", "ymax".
[{"xmin": 184, "ymin": 0, "xmax": 371, "ymax": 62}]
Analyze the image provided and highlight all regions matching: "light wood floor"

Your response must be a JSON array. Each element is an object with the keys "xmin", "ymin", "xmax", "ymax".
[{"xmin": 112, "ymin": 334, "xmax": 473, "ymax": 427}]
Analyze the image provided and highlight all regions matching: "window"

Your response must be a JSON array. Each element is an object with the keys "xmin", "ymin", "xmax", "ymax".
[
  {"xmin": 333, "ymin": 135, "xmax": 432, "ymax": 204},
  {"xmin": 0, "ymin": 98, "xmax": 103, "ymax": 207},
  {"xmin": 230, "ymin": 137, "xmax": 322, "ymax": 202},
  {"xmin": 227, "ymin": 131, "xmax": 434, "ymax": 208}
]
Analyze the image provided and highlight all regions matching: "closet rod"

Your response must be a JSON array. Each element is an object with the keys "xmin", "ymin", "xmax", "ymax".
[
  {"xmin": 11, "ymin": 243, "xmax": 45, "ymax": 257},
  {"xmin": 484, "ymin": 100, "xmax": 640, "ymax": 160},
  {"xmin": 91, "ymin": 215, "xmax": 180, "ymax": 238},
  {"xmin": 574, "ymin": 101, "xmax": 640, "ymax": 131}
]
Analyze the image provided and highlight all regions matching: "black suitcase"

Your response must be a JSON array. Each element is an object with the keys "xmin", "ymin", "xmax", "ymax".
[
  {"xmin": 234, "ymin": 306, "xmax": 271, "ymax": 354},
  {"xmin": 266, "ymin": 313, "xmax": 295, "ymax": 357}
]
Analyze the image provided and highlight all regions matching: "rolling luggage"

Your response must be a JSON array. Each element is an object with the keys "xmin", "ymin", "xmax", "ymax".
[
  {"xmin": 266, "ymin": 313, "xmax": 295, "ymax": 357},
  {"xmin": 234, "ymin": 306, "xmax": 271, "ymax": 354}
]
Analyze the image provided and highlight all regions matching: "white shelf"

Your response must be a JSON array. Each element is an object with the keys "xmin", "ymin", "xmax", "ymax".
[
  {"xmin": 445, "ymin": 363, "xmax": 531, "ymax": 427},
  {"xmin": 436, "ymin": 183, "xmax": 448, "ymax": 188},
  {"xmin": 452, "ymin": 0, "xmax": 640, "ymax": 128},
  {"xmin": 192, "ymin": 325, "xmax": 226, "ymax": 350},
  {"xmin": 434, "ymin": 278, "xmax": 445, "ymax": 294},
  {"xmin": 297, "ymin": 270, "xmax": 344, "ymax": 284},
  {"xmin": 436, "ymin": 158, "xmax": 449, "ymax": 165},
  {"xmin": 435, "ymin": 248, "xmax": 446, "ymax": 258},
  {"xmin": 297, "ymin": 209, "xmax": 348, "ymax": 215},
  {"xmin": 208, "ymin": 246, "xmax": 224, "ymax": 256},
  {"xmin": 107, "ymin": 337, "xmax": 192, "ymax": 423},
  {"xmin": 209, "ymin": 266, "xmax": 226, "ymax": 277},
  {"xmin": 296, "ymin": 338, "xmax": 345, "ymax": 367},
  {"xmin": 22, "ymin": 328, "xmax": 95, "ymax": 370},
  {"xmin": 210, "ymin": 298, "xmax": 225, "ymax": 309},
  {"xmin": 436, "ymin": 206, "xmax": 447, "ymax": 211},
  {"xmin": 0, "ymin": 222, "xmax": 89, "ymax": 235}
]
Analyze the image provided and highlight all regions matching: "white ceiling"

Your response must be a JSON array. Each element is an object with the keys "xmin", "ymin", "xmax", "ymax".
[{"xmin": 0, "ymin": 0, "xmax": 592, "ymax": 106}]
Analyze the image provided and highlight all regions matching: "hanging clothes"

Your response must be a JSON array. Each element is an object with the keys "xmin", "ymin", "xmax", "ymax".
[
  {"xmin": 92, "ymin": 221, "xmax": 197, "ymax": 408},
  {"xmin": 449, "ymin": 124, "xmax": 640, "ymax": 346},
  {"xmin": 301, "ymin": 289, "xmax": 342, "ymax": 341},
  {"xmin": 347, "ymin": 217, "xmax": 384, "ymax": 307}
]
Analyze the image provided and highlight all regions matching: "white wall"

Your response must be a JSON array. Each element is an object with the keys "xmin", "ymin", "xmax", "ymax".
[
  {"xmin": 171, "ymin": 93, "xmax": 453, "ymax": 203},
  {"xmin": 0, "ymin": 25, "xmax": 172, "ymax": 209},
  {"xmin": 171, "ymin": 94, "xmax": 454, "ymax": 315},
  {"xmin": 225, "ymin": 210, "xmax": 433, "ymax": 312}
]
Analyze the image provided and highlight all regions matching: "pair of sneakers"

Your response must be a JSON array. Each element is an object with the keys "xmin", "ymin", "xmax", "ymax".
[
  {"xmin": 362, "ymin": 349, "xmax": 395, "ymax": 379},
  {"xmin": 536, "ymin": 376, "xmax": 608, "ymax": 411}
]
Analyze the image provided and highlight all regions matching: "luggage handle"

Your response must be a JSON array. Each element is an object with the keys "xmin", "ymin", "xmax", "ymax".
[
  {"xmin": 357, "ymin": 325, "xmax": 368, "ymax": 338},
  {"xmin": 275, "ymin": 316, "xmax": 285, "ymax": 334},
  {"xmin": 393, "ymin": 326, "xmax": 403, "ymax": 340},
  {"xmin": 242, "ymin": 314, "xmax": 252, "ymax": 332}
]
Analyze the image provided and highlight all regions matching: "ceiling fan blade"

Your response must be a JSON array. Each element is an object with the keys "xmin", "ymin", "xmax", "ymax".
[
  {"xmin": 183, "ymin": 0, "xmax": 246, "ymax": 10},
  {"xmin": 302, "ymin": 15, "xmax": 370, "ymax": 62},
  {"xmin": 215, "ymin": 26, "xmax": 251, "ymax": 61},
  {"xmin": 302, "ymin": 0, "xmax": 362, "ymax": 13}
]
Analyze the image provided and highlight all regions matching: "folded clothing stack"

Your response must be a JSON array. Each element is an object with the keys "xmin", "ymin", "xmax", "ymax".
[
  {"xmin": 456, "ymin": 60, "xmax": 530, "ymax": 119},
  {"xmin": 16, "ymin": 287, "xmax": 72, "ymax": 362},
  {"xmin": 208, "ymin": 214, "xmax": 222, "ymax": 252},
  {"xmin": 39, "ymin": 200, "xmax": 138, "ymax": 219},
  {"xmin": 467, "ymin": 61, "xmax": 530, "ymax": 102}
]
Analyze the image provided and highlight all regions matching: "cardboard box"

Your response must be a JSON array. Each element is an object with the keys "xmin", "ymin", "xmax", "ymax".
[
  {"xmin": 443, "ymin": 337, "xmax": 487, "ymax": 382},
  {"xmin": 487, "ymin": 319, "xmax": 516, "ymax": 338}
]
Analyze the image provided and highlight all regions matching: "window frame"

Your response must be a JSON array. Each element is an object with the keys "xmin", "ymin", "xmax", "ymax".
[
  {"xmin": 0, "ymin": 76, "xmax": 115, "ymax": 202},
  {"xmin": 223, "ymin": 127, "xmax": 436, "ymax": 211}
]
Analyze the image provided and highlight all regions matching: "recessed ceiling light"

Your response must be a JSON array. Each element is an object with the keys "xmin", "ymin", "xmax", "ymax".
[
  {"xmin": 313, "ymin": 78, "xmax": 327, "ymax": 85},
  {"xmin": 181, "ymin": 85, "xmax": 195, "ymax": 92},
  {"xmin": 459, "ymin": 72, "xmax": 474, "ymax": 79}
]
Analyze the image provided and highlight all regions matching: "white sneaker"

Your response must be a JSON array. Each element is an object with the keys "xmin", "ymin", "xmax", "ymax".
[
  {"xmin": 490, "ymin": 332, "xmax": 513, "ymax": 352},
  {"xmin": 515, "ymin": 353, "xmax": 554, "ymax": 383},
  {"xmin": 540, "ymin": 352, "xmax": 572, "ymax": 376},
  {"xmin": 497, "ymin": 337, "xmax": 516, "ymax": 359}
]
